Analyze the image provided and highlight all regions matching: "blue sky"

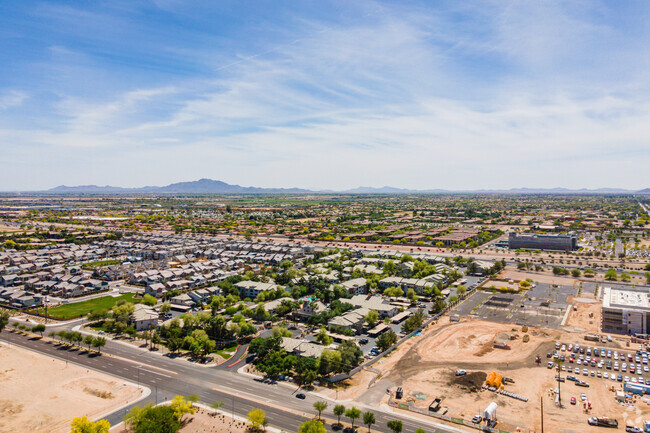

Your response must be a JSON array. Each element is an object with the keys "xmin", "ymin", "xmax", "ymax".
[{"xmin": 1, "ymin": 0, "xmax": 649, "ymax": 191}]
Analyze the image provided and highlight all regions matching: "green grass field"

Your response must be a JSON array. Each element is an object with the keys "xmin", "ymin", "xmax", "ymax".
[
  {"xmin": 215, "ymin": 344, "xmax": 238, "ymax": 359},
  {"xmin": 34, "ymin": 293, "xmax": 140, "ymax": 319},
  {"xmin": 83, "ymin": 259, "xmax": 122, "ymax": 268}
]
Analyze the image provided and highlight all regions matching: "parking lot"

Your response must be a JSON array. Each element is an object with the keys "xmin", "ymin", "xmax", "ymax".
[
  {"xmin": 453, "ymin": 283, "xmax": 573, "ymax": 329},
  {"xmin": 549, "ymin": 340, "xmax": 650, "ymax": 387}
]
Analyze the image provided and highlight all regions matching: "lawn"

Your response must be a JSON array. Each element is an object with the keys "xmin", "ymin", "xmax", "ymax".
[
  {"xmin": 215, "ymin": 344, "xmax": 238, "ymax": 359},
  {"xmin": 34, "ymin": 293, "xmax": 140, "ymax": 319},
  {"xmin": 83, "ymin": 259, "xmax": 122, "ymax": 268}
]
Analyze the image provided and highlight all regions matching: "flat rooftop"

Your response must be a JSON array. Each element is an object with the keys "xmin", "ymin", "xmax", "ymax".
[{"xmin": 603, "ymin": 287, "xmax": 650, "ymax": 311}]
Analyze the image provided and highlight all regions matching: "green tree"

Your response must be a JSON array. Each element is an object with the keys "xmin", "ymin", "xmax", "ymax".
[
  {"xmin": 0, "ymin": 311, "xmax": 10, "ymax": 334},
  {"xmin": 431, "ymin": 298, "xmax": 446, "ymax": 314},
  {"xmin": 338, "ymin": 340, "xmax": 363, "ymax": 372},
  {"xmin": 301, "ymin": 368, "xmax": 317, "ymax": 387},
  {"xmin": 141, "ymin": 294, "xmax": 157, "ymax": 306},
  {"xmin": 70, "ymin": 416, "xmax": 110, "ymax": 433},
  {"xmin": 319, "ymin": 349, "xmax": 342, "ymax": 376},
  {"xmin": 333, "ymin": 404, "xmax": 346, "ymax": 426},
  {"xmin": 313, "ymin": 401, "xmax": 328, "ymax": 420},
  {"xmin": 387, "ymin": 420, "xmax": 403, "ymax": 433},
  {"xmin": 406, "ymin": 289, "xmax": 417, "ymax": 302},
  {"xmin": 345, "ymin": 407, "xmax": 361, "ymax": 429},
  {"xmin": 605, "ymin": 268, "xmax": 618, "ymax": 280},
  {"xmin": 71, "ymin": 331, "xmax": 84, "ymax": 347},
  {"xmin": 298, "ymin": 419, "xmax": 326, "ymax": 433},
  {"xmin": 88, "ymin": 309, "xmax": 109, "ymax": 322},
  {"xmin": 272, "ymin": 325, "xmax": 292, "ymax": 338},
  {"xmin": 32, "ymin": 323, "xmax": 46, "ymax": 337},
  {"xmin": 365, "ymin": 310, "xmax": 379, "ymax": 328},
  {"xmin": 92, "ymin": 336, "xmax": 106, "ymax": 353},
  {"xmin": 124, "ymin": 404, "xmax": 180, "ymax": 433},
  {"xmin": 84, "ymin": 335, "xmax": 94, "ymax": 351},
  {"xmin": 316, "ymin": 326, "xmax": 333, "ymax": 346},
  {"xmin": 160, "ymin": 303, "xmax": 172, "ymax": 314},
  {"xmin": 167, "ymin": 336, "xmax": 183, "ymax": 354},
  {"xmin": 401, "ymin": 309, "xmax": 425, "ymax": 333},
  {"xmin": 376, "ymin": 329, "xmax": 397, "ymax": 352},
  {"xmin": 363, "ymin": 411, "xmax": 376, "ymax": 432},
  {"xmin": 415, "ymin": 429, "xmax": 427, "ymax": 433}
]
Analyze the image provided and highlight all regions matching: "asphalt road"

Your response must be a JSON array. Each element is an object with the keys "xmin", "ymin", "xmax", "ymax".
[{"xmin": 0, "ymin": 330, "xmax": 470, "ymax": 433}]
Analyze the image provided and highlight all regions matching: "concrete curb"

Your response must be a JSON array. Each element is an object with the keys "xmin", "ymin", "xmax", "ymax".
[{"xmin": 95, "ymin": 381, "xmax": 151, "ymax": 423}]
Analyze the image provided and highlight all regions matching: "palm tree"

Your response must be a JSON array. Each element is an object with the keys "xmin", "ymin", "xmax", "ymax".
[{"xmin": 313, "ymin": 401, "xmax": 327, "ymax": 420}]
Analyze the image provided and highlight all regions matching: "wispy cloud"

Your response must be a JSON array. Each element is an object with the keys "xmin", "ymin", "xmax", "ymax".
[
  {"xmin": 0, "ymin": 0, "xmax": 648, "ymax": 190},
  {"xmin": 0, "ymin": 90, "xmax": 27, "ymax": 109}
]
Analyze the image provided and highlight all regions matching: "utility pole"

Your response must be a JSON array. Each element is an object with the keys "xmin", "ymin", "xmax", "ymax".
[{"xmin": 539, "ymin": 396, "xmax": 544, "ymax": 433}]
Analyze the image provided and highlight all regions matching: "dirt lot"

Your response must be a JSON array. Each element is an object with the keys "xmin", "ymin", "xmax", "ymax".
[
  {"xmin": 500, "ymin": 270, "xmax": 579, "ymax": 286},
  {"xmin": 334, "ymin": 317, "xmax": 650, "ymax": 433},
  {"xmin": 0, "ymin": 342, "xmax": 142, "ymax": 433},
  {"xmin": 565, "ymin": 297, "xmax": 602, "ymax": 333}
]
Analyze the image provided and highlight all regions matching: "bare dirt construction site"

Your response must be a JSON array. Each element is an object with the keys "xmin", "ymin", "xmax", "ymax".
[
  {"xmin": 565, "ymin": 296, "xmax": 602, "ymax": 334},
  {"xmin": 332, "ymin": 317, "xmax": 650, "ymax": 433},
  {"xmin": 0, "ymin": 343, "xmax": 141, "ymax": 433},
  {"xmin": 500, "ymin": 270, "xmax": 580, "ymax": 287}
]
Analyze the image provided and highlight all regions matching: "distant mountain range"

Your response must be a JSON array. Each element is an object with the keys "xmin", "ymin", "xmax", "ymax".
[
  {"xmin": 37, "ymin": 179, "xmax": 648, "ymax": 195},
  {"xmin": 47, "ymin": 179, "xmax": 310, "ymax": 194}
]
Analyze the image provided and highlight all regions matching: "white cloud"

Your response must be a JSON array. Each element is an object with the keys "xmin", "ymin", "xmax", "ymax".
[
  {"xmin": 0, "ymin": 90, "xmax": 27, "ymax": 110},
  {"xmin": 1, "ymin": 1, "xmax": 649, "ymax": 190}
]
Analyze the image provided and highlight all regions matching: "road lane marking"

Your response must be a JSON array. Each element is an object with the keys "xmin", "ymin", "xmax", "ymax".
[{"xmin": 140, "ymin": 369, "xmax": 172, "ymax": 378}]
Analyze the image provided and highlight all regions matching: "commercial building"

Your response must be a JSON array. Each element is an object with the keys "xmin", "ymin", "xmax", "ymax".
[
  {"xmin": 508, "ymin": 232, "xmax": 577, "ymax": 251},
  {"xmin": 602, "ymin": 287, "xmax": 650, "ymax": 335}
]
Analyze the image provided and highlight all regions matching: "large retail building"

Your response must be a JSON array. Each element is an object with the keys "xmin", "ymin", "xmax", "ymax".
[{"xmin": 602, "ymin": 287, "xmax": 650, "ymax": 335}]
